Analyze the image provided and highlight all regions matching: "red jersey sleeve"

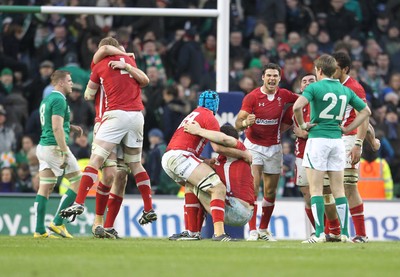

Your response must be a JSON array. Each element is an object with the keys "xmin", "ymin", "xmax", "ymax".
[{"xmin": 241, "ymin": 93, "xmax": 256, "ymax": 114}]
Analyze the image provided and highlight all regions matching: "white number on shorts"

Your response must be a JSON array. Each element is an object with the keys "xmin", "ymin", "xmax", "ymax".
[
  {"xmin": 39, "ymin": 103, "xmax": 46, "ymax": 126},
  {"xmin": 178, "ymin": 112, "xmax": 200, "ymax": 129},
  {"xmin": 320, "ymin": 93, "xmax": 347, "ymax": 120}
]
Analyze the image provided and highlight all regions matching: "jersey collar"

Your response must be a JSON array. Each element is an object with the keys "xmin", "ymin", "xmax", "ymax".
[{"xmin": 52, "ymin": 90, "xmax": 66, "ymax": 100}]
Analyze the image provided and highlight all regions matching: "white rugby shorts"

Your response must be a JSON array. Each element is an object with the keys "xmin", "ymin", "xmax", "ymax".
[
  {"xmin": 243, "ymin": 139, "xmax": 282, "ymax": 174},
  {"xmin": 343, "ymin": 135, "xmax": 361, "ymax": 170},
  {"xmin": 95, "ymin": 110, "xmax": 144, "ymax": 148},
  {"xmin": 302, "ymin": 138, "xmax": 345, "ymax": 171},
  {"xmin": 161, "ymin": 150, "xmax": 203, "ymax": 183},
  {"xmin": 36, "ymin": 145, "xmax": 80, "ymax": 176}
]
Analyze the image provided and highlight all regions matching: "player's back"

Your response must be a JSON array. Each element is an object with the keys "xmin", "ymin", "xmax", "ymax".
[
  {"xmin": 91, "ymin": 55, "xmax": 144, "ymax": 112},
  {"xmin": 304, "ymin": 78, "xmax": 353, "ymax": 139},
  {"xmin": 166, "ymin": 107, "xmax": 220, "ymax": 156},
  {"xmin": 214, "ymin": 141, "xmax": 254, "ymax": 205}
]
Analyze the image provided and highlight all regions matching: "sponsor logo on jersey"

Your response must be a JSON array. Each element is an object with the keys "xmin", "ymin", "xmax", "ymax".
[{"xmin": 255, "ymin": 118, "xmax": 279, "ymax": 125}]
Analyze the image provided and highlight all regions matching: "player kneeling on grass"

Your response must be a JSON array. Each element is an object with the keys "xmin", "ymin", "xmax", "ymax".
[{"xmin": 169, "ymin": 123, "xmax": 254, "ymax": 241}]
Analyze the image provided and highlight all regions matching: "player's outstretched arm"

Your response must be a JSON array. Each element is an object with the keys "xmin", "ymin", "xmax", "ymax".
[{"xmin": 184, "ymin": 121, "xmax": 237, "ymax": 147}]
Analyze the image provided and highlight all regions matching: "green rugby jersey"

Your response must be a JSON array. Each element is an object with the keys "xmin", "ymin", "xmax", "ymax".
[
  {"xmin": 39, "ymin": 91, "xmax": 71, "ymax": 146},
  {"xmin": 302, "ymin": 78, "xmax": 366, "ymax": 139}
]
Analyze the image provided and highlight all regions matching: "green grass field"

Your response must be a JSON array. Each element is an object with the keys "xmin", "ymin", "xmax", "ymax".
[{"xmin": 1, "ymin": 237, "xmax": 399, "ymax": 277}]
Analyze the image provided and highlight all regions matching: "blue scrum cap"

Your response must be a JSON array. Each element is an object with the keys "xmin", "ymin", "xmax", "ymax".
[{"xmin": 198, "ymin": 90, "xmax": 219, "ymax": 114}]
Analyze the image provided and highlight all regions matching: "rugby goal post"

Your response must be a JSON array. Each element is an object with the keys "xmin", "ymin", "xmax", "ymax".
[{"xmin": 0, "ymin": 0, "xmax": 230, "ymax": 92}]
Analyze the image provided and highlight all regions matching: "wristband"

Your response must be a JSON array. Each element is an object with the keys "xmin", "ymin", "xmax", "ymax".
[
  {"xmin": 125, "ymin": 64, "xmax": 132, "ymax": 71},
  {"xmin": 300, "ymin": 123, "xmax": 307, "ymax": 130},
  {"xmin": 242, "ymin": 120, "xmax": 247, "ymax": 128},
  {"xmin": 355, "ymin": 139, "xmax": 363, "ymax": 147}
]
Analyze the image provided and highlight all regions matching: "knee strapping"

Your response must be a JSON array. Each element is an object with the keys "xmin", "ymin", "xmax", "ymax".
[
  {"xmin": 67, "ymin": 174, "xmax": 81, "ymax": 183},
  {"xmin": 102, "ymin": 159, "xmax": 117, "ymax": 168},
  {"xmin": 92, "ymin": 143, "xmax": 111, "ymax": 160},
  {"xmin": 117, "ymin": 163, "xmax": 130, "ymax": 172},
  {"xmin": 323, "ymin": 194, "xmax": 335, "ymax": 205},
  {"xmin": 40, "ymin": 176, "xmax": 58, "ymax": 185},
  {"xmin": 124, "ymin": 153, "xmax": 141, "ymax": 163},
  {"xmin": 344, "ymin": 170, "xmax": 358, "ymax": 186},
  {"xmin": 197, "ymin": 172, "xmax": 221, "ymax": 192}
]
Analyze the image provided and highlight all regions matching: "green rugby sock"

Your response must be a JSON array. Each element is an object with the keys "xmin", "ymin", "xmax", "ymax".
[
  {"xmin": 53, "ymin": 189, "xmax": 77, "ymax": 225},
  {"xmin": 34, "ymin": 195, "xmax": 48, "ymax": 234},
  {"xmin": 311, "ymin": 196, "xmax": 325, "ymax": 237},
  {"xmin": 335, "ymin": 197, "xmax": 349, "ymax": 237}
]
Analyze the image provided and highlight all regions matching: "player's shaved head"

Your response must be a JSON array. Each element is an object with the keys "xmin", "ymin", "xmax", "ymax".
[
  {"xmin": 98, "ymin": 37, "xmax": 120, "ymax": 48},
  {"xmin": 50, "ymin": 70, "xmax": 70, "ymax": 85}
]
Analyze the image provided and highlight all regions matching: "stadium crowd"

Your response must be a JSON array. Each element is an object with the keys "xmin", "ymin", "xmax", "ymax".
[{"xmin": 0, "ymin": 0, "xmax": 399, "ymax": 198}]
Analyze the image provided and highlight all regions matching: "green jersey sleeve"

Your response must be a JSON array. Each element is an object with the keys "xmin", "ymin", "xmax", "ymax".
[{"xmin": 51, "ymin": 97, "xmax": 67, "ymax": 117}]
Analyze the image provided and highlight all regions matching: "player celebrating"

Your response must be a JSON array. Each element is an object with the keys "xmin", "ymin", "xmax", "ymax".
[
  {"xmin": 60, "ymin": 38, "xmax": 156, "ymax": 232},
  {"xmin": 235, "ymin": 63, "xmax": 298, "ymax": 241},
  {"xmin": 162, "ymin": 90, "xmax": 246, "ymax": 241}
]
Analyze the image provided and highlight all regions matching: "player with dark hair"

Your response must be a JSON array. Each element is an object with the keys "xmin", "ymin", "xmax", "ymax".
[
  {"xmin": 235, "ymin": 63, "xmax": 298, "ymax": 241},
  {"xmin": 162, "ymin": 91, "xmax": 250, "ymax": 241},
  {"xmin": 169, "ymin": 124, "xmax": 254, "ymax": 240}
]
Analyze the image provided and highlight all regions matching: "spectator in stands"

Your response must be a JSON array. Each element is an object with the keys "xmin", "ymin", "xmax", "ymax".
[
  {"xmin": 15, "ymin": 135, "xmax": 35, "ymax": 167},
  {"xmin": 175, "ymin": 28, "xmax": 205, "ymax": 86},
  {"xmin": 325, "ymin": 0, "xmax": 358, "ymax": 42},
  {"xmin": 362, "ymin": 62, "xmax": 385, "ymax": 101},
  {"xmin": 141, "ymin": 40, "xmax": 166, "ymax": 82},
  {"xmin": 301, "ymin": 41, "xmax": 319, "ymax": 73},
  {"xmin": 69, "ymin": 128, "xmax": 91, "ymax": 160},
  {"xmin": 24, "ymin": 60, "xmax": 54, "ymax": 115},
  {"xmin": 371, "ymin": 11, "xmax": 390, "ymax": 45},
  {"xmin": 287, "ymin": 31, "xmax": 303, "ymax": 55},
  {"xmin": 0, "ymin": 167, "xmax": 16, "ymax": 193},
  {"xmin": 58, "ymin": 52, "xmax": 90, "ymax": 89},
  {"xmin": 39, "ymin": 24, "xmax": 76, "ymax": 69},
  {"xmin": 24, "ymin": 109, "xmax": 41, "ymax": 145},
  {"xmin": 146, "ymin": 128, "xmax": 178, "ymax": 195},
  {"xmin": 238, "ymin": 75, "xmax": 257, "ymax": 95},
  {"xmin": 301, "ymin": 21, "xmax": 319, "ymax": 46},
  {"xmin": 67, "ymin": 83, "xmax": 94, "ymax": 130},
  {"xmin": 15, "ymin": 163, "xmax": 35, "ymax": 193},
  {"xmin": 316, "ymin": 29, "xmax": 333, "ymax": 54},
  {"xmin": 202, "ymin": 34, "xmax": 216, "ymax": 73},
  {"xmin": 285, "ymin": 0, "xmax": 314, "ymax": 34},
  {"xmin": 272, "ymin": 21, "xmax": 287, "ymax": 45},
  {"xmin": 229, "ymin": 30, "xmax": 251, "ymax": 68},
  {"xmin": 376, "ymin": 52, "xmax": 392, "ymax": 85},
  {"xmin": 0, "ymin": 105, "xmax": 16, "ymax": 167},
  {"xmin": 253, "ymin": 0, "xmax": 286, "ymax": 32},
  {"xmin": 382, "ymin": 23, "xmax": 400, "ymax": 58}
]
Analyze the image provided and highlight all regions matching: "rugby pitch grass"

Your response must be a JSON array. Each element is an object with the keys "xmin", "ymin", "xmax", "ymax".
[{"xmin": 1, "ymin": 237, "xmax": 398, "ymax": 277}]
